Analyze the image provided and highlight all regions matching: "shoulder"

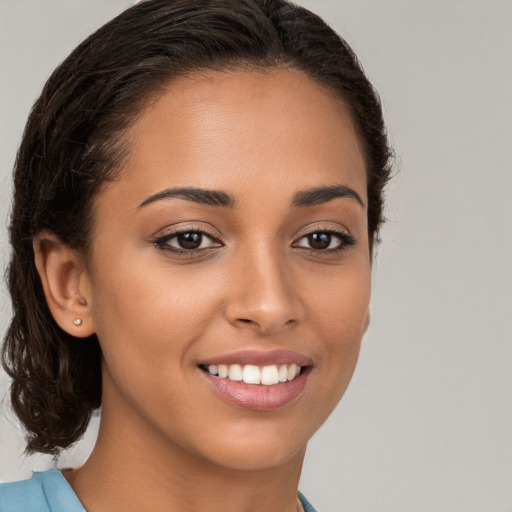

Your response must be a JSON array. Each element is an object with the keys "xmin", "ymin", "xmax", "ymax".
[
  {"xmin": 0, "ymin": 469, "xmax": 85, "ymax": 512},
  {"xmin": 0, "ymin": 470, "xmax": 52, "ymax": 512}
]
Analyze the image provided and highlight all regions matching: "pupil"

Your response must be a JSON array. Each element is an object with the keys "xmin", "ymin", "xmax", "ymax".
[
  {"xmin": 308, "ymin": 232, "xmax": 330, "ymax": 249},
  {"xmin": 178, "ymin": 232, "xmax": 202, "ymax": 249}
]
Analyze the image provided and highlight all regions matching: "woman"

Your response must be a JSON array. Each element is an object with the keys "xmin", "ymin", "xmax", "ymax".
[{"xmin": 0, "ymin": 0, "xmax": 392, "ymax": 510}]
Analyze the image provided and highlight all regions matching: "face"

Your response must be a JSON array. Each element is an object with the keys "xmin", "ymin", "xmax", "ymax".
[{"xmin": 86, "ymin": 68, "xmax": 370, "ymax": 471}]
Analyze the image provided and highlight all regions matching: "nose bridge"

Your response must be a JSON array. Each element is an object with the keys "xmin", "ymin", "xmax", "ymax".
[{"xmin": 225, "ymin": 236, "xmax": 301, "ymax": 333}]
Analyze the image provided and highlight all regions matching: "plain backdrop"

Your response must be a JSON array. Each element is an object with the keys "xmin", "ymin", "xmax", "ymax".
[{"xmin": 0, "ymin": 1, "xmax": 511, "ymax": 511}]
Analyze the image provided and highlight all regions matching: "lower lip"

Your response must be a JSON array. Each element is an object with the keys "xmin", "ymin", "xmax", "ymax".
[{"xmin": 201, "ymin": 368, "xmax": 310, "ymax": 411}]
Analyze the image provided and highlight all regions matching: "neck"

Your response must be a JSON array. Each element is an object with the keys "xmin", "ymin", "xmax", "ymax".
[{"xmin": 65, "ymin": 383, "xmax": 306, "ymax": 512}]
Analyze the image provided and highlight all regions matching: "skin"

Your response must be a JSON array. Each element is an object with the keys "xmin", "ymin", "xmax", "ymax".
[{"xmin": 35, "ymin": 68, "xmax": 371, "ymax": 512}]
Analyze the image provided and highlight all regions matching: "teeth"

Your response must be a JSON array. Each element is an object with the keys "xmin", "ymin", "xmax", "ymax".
[
  {"xmin": 287, "ymin": 363, "xmax": 298, "ymax": 381},
  {"xmin": 261, "ymin": 365, "xmax": 279, "ymax": 385},
  {"xmin": 242, "ymin": 365, "xmax": 261, "ymax": 384},
  {"xmin": 228, "ymin": 364, "xmax": 243, "ymax": 381},
  {"xmin": 205, "ymin": 363, "xmax": 304, "ymax": 385},
  {"xmin": 278, "ymin": 364, "xmax": 288, "ymax": 382}
]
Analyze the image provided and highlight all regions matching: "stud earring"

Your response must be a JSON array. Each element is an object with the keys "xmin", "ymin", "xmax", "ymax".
[{"xmin": 73, "ymin": 318, "xmax": 83, "ymax": 326}]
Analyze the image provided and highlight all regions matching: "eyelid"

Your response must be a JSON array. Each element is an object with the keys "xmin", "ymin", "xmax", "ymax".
[
  {"xmin": 151, "ymin": 222, "xmax": 356, "ymax": 255},
  {"xmin": 152, "ymin": 222, "xmax": 221, "ymax": 239},
  {"xmin": 292, "ymin": 222, "xmax": 352, "ymax": 240},
  {"xmin": 291, "ymin": 224, "xmax": 357, "ymax": 252},
  {"xmin": 152, "ymin": 224, "xmax": 223, "ymax": 252}
]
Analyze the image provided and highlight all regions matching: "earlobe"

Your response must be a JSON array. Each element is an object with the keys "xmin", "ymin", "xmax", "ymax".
[{"xmin": 33, "ymin": 231, "xmax": 95, "ymax": 338}]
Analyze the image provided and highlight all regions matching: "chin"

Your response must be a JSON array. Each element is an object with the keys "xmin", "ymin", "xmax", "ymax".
[
  {"xmin": 179, "ymin": 423, "xmax": 309, "ymax": 473},
  {"xmin": 202, "ymin": 441, "xmax": 306, "ymax": 473}
]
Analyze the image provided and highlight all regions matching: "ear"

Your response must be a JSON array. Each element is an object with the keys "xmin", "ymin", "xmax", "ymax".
[{"xmin": 33, "ymin": 231, "xmax": 95, "ymax": 338}]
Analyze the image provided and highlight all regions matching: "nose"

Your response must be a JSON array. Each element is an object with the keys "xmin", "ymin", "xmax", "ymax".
[{"xmin": 224, "ymin": 243, "xmax": 303, "ymax": 335}]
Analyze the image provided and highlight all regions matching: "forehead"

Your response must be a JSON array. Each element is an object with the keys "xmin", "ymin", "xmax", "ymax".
[{"xmin": 101, "ymin": 68, "xmax": 367, "ymax": 210}]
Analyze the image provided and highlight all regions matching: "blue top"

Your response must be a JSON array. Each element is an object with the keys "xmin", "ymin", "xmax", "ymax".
[
  {"xmin": 0, "ymin": 469, "xmax": 318, "ymax": 512},
  {"xmin": 0, "ymin": 470, "xmax": 85, "ymax": 512}
]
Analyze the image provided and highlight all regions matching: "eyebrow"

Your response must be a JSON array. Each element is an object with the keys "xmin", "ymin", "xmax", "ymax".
[
  {"xmin": 138, "ymin": 187, "xmax": 236, "ymax": 209},
  {"xmin": 292, "ymin": 184, "xmax": 365, "ymax": 209},
  {"xmin": 138, "ymin": 183, "xmax": 364, "ymax": 210}
]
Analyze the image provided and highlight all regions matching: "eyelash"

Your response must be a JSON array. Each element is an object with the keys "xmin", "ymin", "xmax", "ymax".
[
  {"xmin": 152, "ymin": 227, "xmax": 356, "ymax": 256},
  {"xmin": 292, "ymin": 228, "xmax": 356, "ymax": 254},
  {"xmin": 152, "ymin": 227, "xmax": 222, "ymax": 256}
]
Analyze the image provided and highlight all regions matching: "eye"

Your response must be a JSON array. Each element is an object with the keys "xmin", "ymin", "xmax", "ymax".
[
  {"xmin": 293, "ymin": 230, "xmax": 356, "ymax": 252},
  {"xmin": 154, "ymin": 230, "xmax": 221, "ymax": 252}
]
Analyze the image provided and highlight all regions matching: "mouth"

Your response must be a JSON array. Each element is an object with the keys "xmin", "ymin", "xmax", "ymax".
[
  {"xmin": 198, "ymin": 350, "xmax": 312, "ymax": 411},
  {"xmin": 199, "ymin": 363, "xmax": 304, "ymax": 385}
]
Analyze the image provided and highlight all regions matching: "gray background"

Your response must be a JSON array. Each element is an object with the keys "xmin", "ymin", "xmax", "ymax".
[{"xmin": 1, "ymin": 1, "xmax": 511, "ymax": 511}]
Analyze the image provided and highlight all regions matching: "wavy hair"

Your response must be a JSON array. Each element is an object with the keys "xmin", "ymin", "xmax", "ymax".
[{"xmin": 2, "ymin": 0, "xmax": 393, "ymax": 454}]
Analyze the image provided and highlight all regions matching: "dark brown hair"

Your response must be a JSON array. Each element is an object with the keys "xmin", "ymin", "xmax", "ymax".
[{"xmin": 2, "ymin": 0, "xmax": 393, "ymax": 454}]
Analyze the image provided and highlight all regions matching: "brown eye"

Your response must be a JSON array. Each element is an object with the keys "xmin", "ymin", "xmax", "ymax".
[
  {"xmin": 155, "ymin": 230, "xmax": 221, "ymax": 252},
  {"xmin": 307, "ymin": 233, "xmax": 331, "ymax": 250},
  {"xmin": 297, "ymin": 232, "xmax": 336, "ymax": 250},
  {"xmin": 294, "ymin": 230, "xmax": 356, "ymax": 253},
  {"xmin": 176, "ymin": 232, "xmax": 203, "ymax": 250}
]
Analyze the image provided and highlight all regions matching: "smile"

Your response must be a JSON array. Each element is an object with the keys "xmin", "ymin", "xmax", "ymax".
[
  {"xmin": 198, "ymin": 350, "xmax": 312, "ymax": 411},
  {"xmin": 201, "ymin": 363, "xmax": 302, "ymax": 385}
]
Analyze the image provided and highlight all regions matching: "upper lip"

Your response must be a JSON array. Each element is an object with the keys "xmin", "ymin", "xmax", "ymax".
[{"xmin": 199, "ymin": 349, "xmax": 313, "ymax": 367}]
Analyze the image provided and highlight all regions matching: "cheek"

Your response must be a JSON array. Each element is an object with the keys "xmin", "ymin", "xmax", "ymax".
[
  {"xmin": 309, "ymin": 261, "xmax": 371, "ymax": 338},
  {"xmin": 306, "ymin": 263, "xmax": 370, "ymax": 396},
  {"xmin": 88, "ymin": 249, "xmax": 225, "ymax": 371}
]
